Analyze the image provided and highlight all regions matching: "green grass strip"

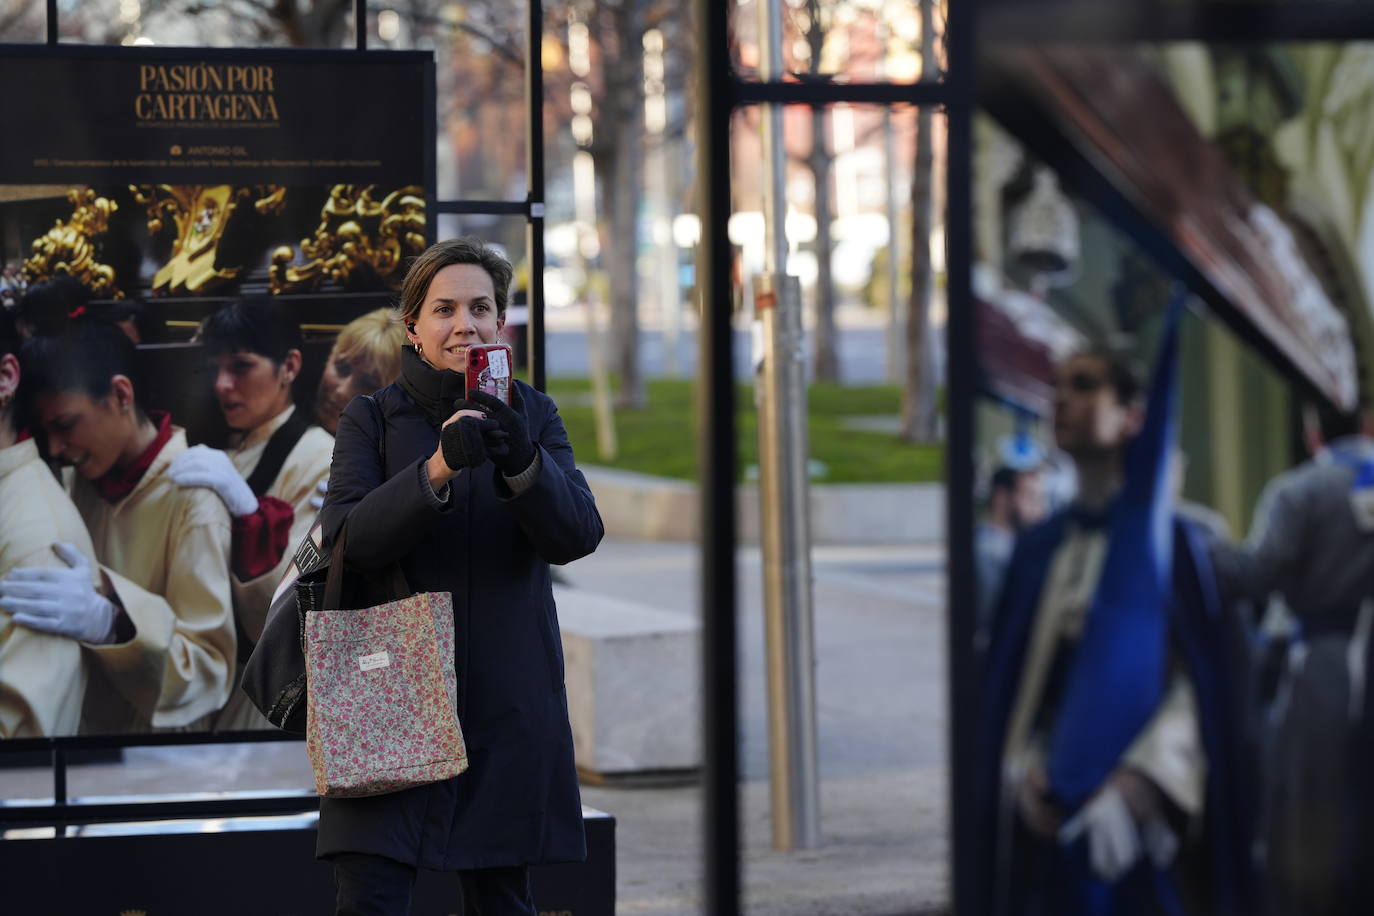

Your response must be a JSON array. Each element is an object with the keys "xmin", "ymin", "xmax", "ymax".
[{"xmin": 545, "ymin": 377, "xmax": 943, "ymax": 484}]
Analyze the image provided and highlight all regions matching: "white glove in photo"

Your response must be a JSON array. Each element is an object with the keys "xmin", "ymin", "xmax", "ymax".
[
  {"xmin": 0, "ymin": 542, "xmax": 119, "ymax": 644},
  {"xmin": 310, "ymin": 477, "xmax": 328, "ymax": 510},
  {"xmin": 1142, "ymin": 815, "xmax": 1180, "ymax": 869},
  {"xmin": 167, "ymin": 444, "xmax": 258, "ymax": 517},
  {"xmin": 1058, "ymin": 784, "xmax": 1142, "ymax": 882}
]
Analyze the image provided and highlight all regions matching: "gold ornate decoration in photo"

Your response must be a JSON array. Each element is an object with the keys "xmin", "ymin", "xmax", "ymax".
[
  {"xmin": 131, "ymin": 184, "xmax": 286, "ymax": 295},
  {"xmin": 269, "ymin": 184, "xmax": 426, "ymax": 294},
  {"xmin": 22, "ymin": 188, "xmax": 123, "ymax": 299}
]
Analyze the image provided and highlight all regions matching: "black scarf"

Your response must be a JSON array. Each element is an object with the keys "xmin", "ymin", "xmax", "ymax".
[{"xmin": 397, "ymin": 344, "xmax": 466, "ymax": 426}]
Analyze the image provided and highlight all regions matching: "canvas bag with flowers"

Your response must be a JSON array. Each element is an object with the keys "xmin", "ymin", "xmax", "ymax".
[{"xmin": 304, "ymin": 589, "xmax": 467, "ymax": 797}]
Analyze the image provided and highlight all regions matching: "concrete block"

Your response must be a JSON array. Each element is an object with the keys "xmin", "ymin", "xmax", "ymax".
[
  {"xmin": 555, "ymin": 585, "xmax": 700, "ymax": 777},
  {"xmin": 809, "ymin": 483, "xmax": 944, "ymax": 543},
  {"xmin": 581, "ymin": 465, "xmax": 943, "ymax": 544},
  {"xmin": 579, "ymin": 466, "xmax": 699, "ymax": 541}
]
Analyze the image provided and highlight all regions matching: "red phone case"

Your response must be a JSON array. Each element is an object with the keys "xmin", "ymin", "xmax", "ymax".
[{"xmin": 463, "ymin": 343, "xmax": 513, "ymax": 405}]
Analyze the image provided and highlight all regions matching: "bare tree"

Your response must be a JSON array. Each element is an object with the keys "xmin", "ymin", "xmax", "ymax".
[
  {"xmin": 799, "ymin": 0, "xmax": 839, "ymax": 383},
  {"xmin": 543, "ymin": 0, "xmax": 689, "ymax": 408},
  {"xmin": 901, "ymin": 0, "xmax": 940, "ymax": 443},
  {"xmin": 112, "ymin": 0, "xmax": 356, "ymax": 47},
  {"xmin": 223, "ymin": 0, "xmax": 354, "ymax": 46},
  {"xmin": 0, "ymin": 2, "xmax": 44, "ymax": 40},
  {"xmin": 588, "ymin": 0, "xmax": 647, "ymax": 408}
]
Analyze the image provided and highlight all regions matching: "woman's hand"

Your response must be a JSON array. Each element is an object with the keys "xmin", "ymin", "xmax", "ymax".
[
  {"xmin": 465, "ymin": 390, "xmax": 535, "ymax": 477},
  {"xmin": 426, "ymin": 407, "xmax": 495, "ymax": 491}
]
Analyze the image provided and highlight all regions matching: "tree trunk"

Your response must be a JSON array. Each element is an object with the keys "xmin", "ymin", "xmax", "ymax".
[
  {"xmin": 606, "ymin": 104, "xmax": 645, "ymax": 407},
  {"xmin": 590, "ymin": 2, "xmax": 646, "ymax": 409},
  {"xmin": 809, "ymin": 106, "xmax": 839, "ymax": 383},
  {"xmin": 901, "ymin": 0, "xmax": 939, "ymax": 444}
]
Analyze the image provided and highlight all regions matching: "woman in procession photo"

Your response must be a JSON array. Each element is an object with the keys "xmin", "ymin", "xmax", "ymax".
[
  {"xmin": 174, "ymin": 296, "xmax": 335, "ymax": 729},
  {"xmin": 3, "ymin": 318, "xmax": 236, "ymax": 734}
]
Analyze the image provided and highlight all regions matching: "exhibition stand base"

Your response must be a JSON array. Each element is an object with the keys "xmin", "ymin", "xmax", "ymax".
[{"xmin": 1, "ymin": 805, "xmax": 615, "ymax": 916}]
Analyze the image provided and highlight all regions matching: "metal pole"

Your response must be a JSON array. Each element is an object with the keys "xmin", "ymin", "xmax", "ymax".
[
  {"xmin": 52, "ymin": 745, "xmax": 67, "ymax": 806},
  {"xmin": 761, "ymin": 7, "xmax": 788, "ymax": 280},
  {"xmin": 697, "ymin": 0, "xmax": 740, "ymax": 909},
  {"xmin": 527, "ymin": 0, "xmax": 546, "ymax": 392},
  {"xmin": 46, "ymin": 0, "xmax": 57, "ymax": 44},
  {"xmin": 354, "ymin": 0, "xmax": 366, "ymax": 50},
  {"xmin": 943, "ymin": 0, "xmax": 980, "ymax": 911},
  {"xmin": 757, "ymin": 0, "xmax": 820, "ymax": 852},
  {"xmin": 755, "ymin": 273, "xmax": 821, "ymax": 851}
]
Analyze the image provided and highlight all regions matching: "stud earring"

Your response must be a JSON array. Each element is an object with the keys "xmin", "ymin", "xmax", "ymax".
[{"xmin": 415, "ymin": 342, "xmax": 423, "ymax": 357}]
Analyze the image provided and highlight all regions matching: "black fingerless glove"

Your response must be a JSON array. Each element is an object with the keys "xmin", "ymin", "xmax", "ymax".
[
  {"xmin": 440, "ymin": 415, "xmax": 498, "ymax": 471},
  {"xmin": 464, "ymin": 390, "xmax": 536, "ymax": 477}
]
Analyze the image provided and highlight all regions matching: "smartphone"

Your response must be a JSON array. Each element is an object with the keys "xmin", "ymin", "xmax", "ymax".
[{"xmin": 464, "ymin": 343, "xmax": 513, "ymax": 405}]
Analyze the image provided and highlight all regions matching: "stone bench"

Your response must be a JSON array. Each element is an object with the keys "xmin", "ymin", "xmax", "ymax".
[
  {"xmin": 580, "ymin": 464, "xmax": 944, "ymax": 544},
  {"xmin": 555, "ymin": 584, "xmax": 700, "ymax": 780}
]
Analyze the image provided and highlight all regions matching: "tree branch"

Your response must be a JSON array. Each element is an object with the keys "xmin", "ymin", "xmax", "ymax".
[{"xmin": 450, "ymin": 19, "xmax": 522, "ymax": 67}]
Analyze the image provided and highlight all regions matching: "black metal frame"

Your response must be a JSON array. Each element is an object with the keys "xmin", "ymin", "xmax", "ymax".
[
  {"xmin": 735, "ymin": 81, "xmax": 952, "ymax": 107},
  {"xmin": 694, "ymin": 2, "xmax": 738, "ymax": 908},
  {"xmin": 23, "ymin": 0, "xmax": 1363, "ymax": 900},
  {"xmin": 979, "ymin": 0, "xmax": 1374, "ymax": 43},
  {"xmin": 693, "ymin": 5, "xmax": 977, "ymax": 913},
  {"xmin": 961, "ymin": 4, "xmax": 1374, "ymax": 915},
  {"xmin": 944, "ymin": 4, "xmax": 980, "ymax": 912},
  {"xmin": 698, "ymin": 3, "xmax": 1374, "ymax": 915},
  {"xmin": 3, "ymin": 0, "xmax": 547, "ymax": 824}
]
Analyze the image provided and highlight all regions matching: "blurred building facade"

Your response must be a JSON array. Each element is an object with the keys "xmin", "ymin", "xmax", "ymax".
[{"xmin": 975, "ymin": 41, "xmax": 1374, "ymax": 536}]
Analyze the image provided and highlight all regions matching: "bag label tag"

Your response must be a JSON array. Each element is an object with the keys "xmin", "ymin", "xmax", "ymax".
[{"xmin": 359, "ymin": 651, "xmax": 391, "ymax": 671}]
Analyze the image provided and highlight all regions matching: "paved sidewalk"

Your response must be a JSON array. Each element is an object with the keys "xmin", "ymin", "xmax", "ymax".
[
  {"xmin": 563, "ymin": 538, "xmax": 951, "ymax": 915},
  {"xmin": 1, "ymin": 537, "xmax": 952, "ymax": 915}
]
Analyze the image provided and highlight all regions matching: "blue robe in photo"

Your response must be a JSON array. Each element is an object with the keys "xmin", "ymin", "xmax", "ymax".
[
  {"xmin": 974, "ymin": 513, "xmax": 1252, "ymax": 916},
  {"xmin": 972, "ymin": 298, "xmax": 1252, "ymax": 915}
]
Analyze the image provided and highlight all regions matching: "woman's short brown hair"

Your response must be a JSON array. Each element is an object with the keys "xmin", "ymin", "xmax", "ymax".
[{"xmin": 398, "ymin": 237, "xmax": 513, "ymax": 327}]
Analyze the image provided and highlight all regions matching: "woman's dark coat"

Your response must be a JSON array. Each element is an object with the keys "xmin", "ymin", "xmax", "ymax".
[{"xmin": 316, "ymin": 378, "xmax": 603, "ymax": 870}]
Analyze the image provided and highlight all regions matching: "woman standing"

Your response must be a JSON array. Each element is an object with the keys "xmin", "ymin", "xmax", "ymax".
[
  {"xmin": 319, "ymin": 237, "xmax": 602, "ymax": 915},
  {"xmin": 0, "ymin": 308, "xmax": 97, "ymax": 737},
  {"xmin": 5, "ymin": 319, "xmax": 235, "ymax": 733}
]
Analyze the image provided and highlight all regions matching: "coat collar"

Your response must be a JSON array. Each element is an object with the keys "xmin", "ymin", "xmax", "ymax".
[{"xmin": 397, "ymin": 345, "xmax": 467, "ymax": 426}]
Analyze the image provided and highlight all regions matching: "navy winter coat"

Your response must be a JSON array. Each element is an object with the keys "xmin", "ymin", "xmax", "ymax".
[{"xmin": 315, "ymin": 378, "xmax": 603, "ymax": 869}]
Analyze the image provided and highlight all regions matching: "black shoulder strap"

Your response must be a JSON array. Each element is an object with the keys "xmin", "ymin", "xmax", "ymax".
[
  {"xmin": 363, "ymin": 394, "xmax": 385, "ymax": 469},
  {"xmin": 320, "ymin": 394, "xmax": 408, "ymax": 609},
  {"xmin": 245, "ymin": 411, "xmax": 312, "ymax": 497}
]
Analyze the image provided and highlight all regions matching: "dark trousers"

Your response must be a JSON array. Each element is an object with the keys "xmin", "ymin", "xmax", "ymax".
[{"xmin": 333, "ymin": 852, "xmax": 535, "ymax": 916}]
